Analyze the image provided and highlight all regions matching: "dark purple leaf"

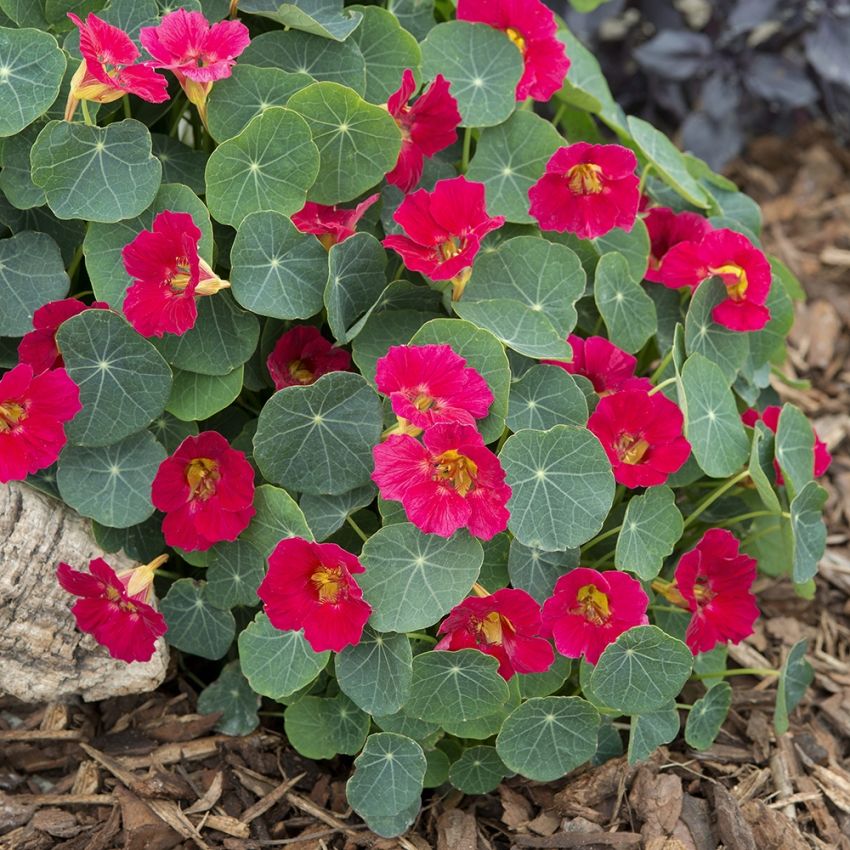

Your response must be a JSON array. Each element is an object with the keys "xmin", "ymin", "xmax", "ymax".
[
  {"xmin": 633, "ymin": 30, "xmax": 713, "ymax": 80},
  {"xmin": 744, "ymin": 54, "xmax": 818, "ymax": 107},
  {"xmin": 804, "ymin": 15, "xmax": 850, "ymax": 89},
  {"xmin": 681, "ymin": 110, "xmax": 744, "ymax": 171}
]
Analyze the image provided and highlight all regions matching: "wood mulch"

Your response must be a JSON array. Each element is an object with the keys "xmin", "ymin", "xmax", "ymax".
[{"xmin": 2, "ymin": 124, "xmax": 850, "ymax": 850}]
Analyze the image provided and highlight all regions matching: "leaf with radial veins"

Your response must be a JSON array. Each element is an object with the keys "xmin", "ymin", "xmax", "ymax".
[
  {"xmin": 594, "ymin": 253, "xmax": 657, "ymax": 354},
  {"xmin": 242, "ymin": 484, "xmax": 313, "ymax": 558},
  {"xmin": 166, "ymin": 367, "xmax": 242, "ymax": 422},
  {"xmin": 507, "ymin": 366, "xmax": 589, "ymax": 432},
  {"xmin": 31, "ymin": 119, "xmax": 162, "ymax": 223},
  {"xmin": 0, "ymin": 122, "xmax": 46, "ymax": 209},
  {"xmin": 160, "ymin": 579, "xmax": 236, "ymax": 661},
  {"xmin": 285, "ymin": 693, "xmax": 370, "ymax": 760},
  {"xmin": 205, "ymin": 107, "xmax": 320, "ymax": 228},
  {"xmin": 615, "ymin": 486, "xmax": 683, "ymax": 581},
  {"xmin": 238, "ymin": 0, "xmax": 363, "ymax": 41}
]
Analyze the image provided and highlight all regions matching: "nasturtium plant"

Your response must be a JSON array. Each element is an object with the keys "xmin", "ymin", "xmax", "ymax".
[{"xmin": 1, "ymin": 0, "xmax": 828, "ymax": 838}]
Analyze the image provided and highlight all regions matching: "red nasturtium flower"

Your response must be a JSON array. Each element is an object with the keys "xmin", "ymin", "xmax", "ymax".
[
  {"xmin": 659, "ymin": 228, "xmax": 772, "ymax": 331},
  {"xmin": 65, "ymin": 13, "xmax": 169, "ymax": 121},
  {"xmin": 140, "ymin": 9, "xmax": 250, "ymax": 124},
  {"xmin": 385, "ymin": 69, "xmax": 462, "ymax": 192},
  {"xmin": 543, "ymin": 334, "xmax": 650, "ymax": 396},
  {"xmin": 266, "ymin": 325, "xmax": 351, "ymax": 391},
  {"xmin": 257, "ymin": 537, "xmax": 371, "ymax": 653},
  {"xmin": 151, "ymin": 431, "xmax": 255, "ymax": 552},
  {"xmin": 0, "ymin": 364, "xmax": 81, "ymax": 484},
  {"xmin": 291, "ymin": 194, "xmax": 380, "ymax": 250},
  {"xmin": 643, "ymin": 207, "xmax": 712, "ymax": 283},
  {"xmin": 528, "ymin": 143, "xmax": 640, "ymax": 239},
  {"xmin": 122, "ymin": 210, "xmax": 229, "ymax": 338},
  {"xmin": 456, "ymin": 0, "xmax": 570, "ymax": 102},
  {"xmin": 375, "ymin": 344, "xmax": 493, "ymax": 433},
  {"xmin": 742, "ymin": 406, "xmax": 832, "ymax": 484},
  {"xmin": 541, "ymin": 568, "xmax": 649, "ymax": 665},
  {"xmin": 372, "ymin": 423, "xmax": 511, "ymax": 540},
  {"xmin": 382, "ymin": 176, "xmax": 504, "ymax": 296},
  {"xmin": 436, "ymin": 588, "xmax": 554, "ymax": 679},
  {"xmin": 673, "ymin": 529, "xmax": 759, "ymax": 655},
  {"xmin": 56, "ymin": 555, "xmax": 168, "ymax": 663},
  {"xmin": 18, "ymin": 299, "xmax": 109, "ymax": 374},
  {"xmin": 588, "ymin": 388, "xmax": 691, "ymax": 488}
]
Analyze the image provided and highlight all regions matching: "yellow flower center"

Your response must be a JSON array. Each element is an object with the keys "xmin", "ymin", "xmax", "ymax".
[
  {"xmin": 567, "ymin": 163, "xmax": 604, "ymax": 195},
  {"xmin": 432, "ymin": 449, "xmax": 478, "ymax": 497},
  {"xmin": 711, "ymin": 263, "xmax": 748, "ymax": 301},
  {"xmin": 506, "ymin": 27, "xmax": 527, "ymax": 55},
  {"xmin": 573, "ymin": 584, "xmax": 611, "ymax": 625},
  {"xmin": 0, "ymin": 401, "xmax": 25, "ymax": 432},
  {"xmin": 438, "ymin": 236, "xmax": 466, "ymax": 261},
  {"xmin": 475, "ymin": 610, "xmax": 511, "ymax": 646},
  {"xmin": 186, "ymin": 457, "xmax": 220, "ymax": 501},
  {"xmin": 318, "ymin": 233, "xmax": 338, "ymax": 251},
  {"xmin": 311, "ymin": 564, "xmax": 346, "ymax": 604},
  {"xmin": 168, "ymin": 258, "xmax": 193, "ymax": 292},
  {"xmin": 413, "ymin": 392, "xmax": 435, "ymax": 412},
  {"xmin": 288, "ymin": 359, "xmax": 315, "ymax": 384},
  {"xmin": 617, "ymin": 433, "xmax": 650, "ymax": 465}
]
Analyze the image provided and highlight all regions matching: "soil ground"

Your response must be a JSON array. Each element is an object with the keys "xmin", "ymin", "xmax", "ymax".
[{"xmin": 1, "ymin": 125, "xmax": 849, "ymax": 850}]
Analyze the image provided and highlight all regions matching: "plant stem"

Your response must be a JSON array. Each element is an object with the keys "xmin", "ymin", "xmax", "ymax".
[
  {"xmin": 80, "ymin": 99, "xmax": 94, "ymax": 127},
  {"xmin": 582, "ymin": 524, "xmax": 622, "ymax": 553},
  {"xmin": 675, "ymin": 703, "xmax": 693, "ymax": 711},
  {"xmin": 713, "ymin": 509, "xmax": 790, "ymax": 528},
  {"xmin": 461, "ymin": 126, "xmax": 472, "ymax": 172},
  {"xmin": 552, "ymin": 103, "xmax": 567, "ymax": 128},
  {"xmin": 406, "ymin": 632, "xmax": 437, "ymax": 644},
  {"xmin": 122, "ymin": 95, "xmax": 131, "ymax": 120},
  {"xmin": 648, "ymin": 376, "xmax": 678, "ymax": 396},
  {"xmin": 346, "ymin": 514, "xmax": 369, "ymax": 543},
  {"xmin": 649, "ymin": 349, "xmax": 674, "ymax": 384},
  {"xmin": 67, "ymin": 247, "xmax": 84, "ymax": 281},
  {"xmin": 692, "ymin": 667, "xmax": 777, "ymax": 680},
  {"xmin": 638, "ymin": 162, "xmax": 654, "ymax": 196},
  {"xmin": 682, "ymin": 470, "xmax": 750, "ymax": 530}
]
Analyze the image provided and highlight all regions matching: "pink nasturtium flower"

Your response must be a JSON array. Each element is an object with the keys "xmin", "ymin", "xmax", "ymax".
[
  {"xmin": 456, "ymin": 0, "xmax": 570, "ymax": 102},
  {"xmin": 291, "ymin": 194, "xmax": 380, "ymax": 250},
  {"xmin": 542, "ymin": 334, "xmax": 650, "ymax": 396},
  {"xmin": 65, "ymin": 13, "xmax": 169, "ymax": 121},
  {"xmin": 257, "ymin": 537, "xmax": 372, "ymax": 653},
  {"xmin": 541, "ymin": 568, "xmax": 650, "ymax": 665},
  {"xmin": 587, "ymin": 387, "xmax": 691, "ymax": 489},
  {"xmin": 436, "ymin": 587, "xmax": 554, "ymax": 680},
  {"xmin": 385, "ymin": 69, "xmax": 462, "ymax": 192},
  {"xmin": 266, "ymin": 325, "xmax": 351, "ymax": 391},
  {"xmin": 382, "ymin": 176, "xmax": 504, "ymax": 300},
  {"xmin": 56, "ymin": 555, "xmax": 168, "ymax": 663},
  {"xmin": 528, "ymin": 143, "xmax": 640, "ymax": 239},
  {"xmin": 742, "ymin": 406, "xmax": 832, "ymax": 484},
  {"xmin": 122, "ymin": 210, "xmax": 230, "ymax": 338},
  {"xmin": 151, "ymin": 431, "xmax": 256, "ymax": 552},
  {"xmin": 0, "ymin": 364, "xmax": 81, "ymax": 484},
  {"xmin": 375, "ymin": 344, "xmax": 493, "ymax": 435},
  {"xmin": 643, "ymin": 207, "xmax": 712, "ymax": 283},
  {"xmin": 658, "ymin": 228, "xmax": 772, "ymax": 331},
  {"xmin": 671, "ymin": 529, "xmax": 760, "ymax": 655},
  {"xmin": 140, "ymin": 9, "xmax": 250, "ymax": 125},
  {"xmin": 18, "ymin": 299, "xmax": 109, "ymax": 374}
]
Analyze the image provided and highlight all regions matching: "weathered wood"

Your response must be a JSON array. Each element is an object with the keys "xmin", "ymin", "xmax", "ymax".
[{"xmin": 0, "ymin": 481, "xmax": 168, "ymax": 703}]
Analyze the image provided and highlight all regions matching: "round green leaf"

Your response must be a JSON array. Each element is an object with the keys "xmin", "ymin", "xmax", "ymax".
[
  {"xmin": 300, "ymin": 483, "xmax": 377, "ymax": 541},
  {"xmin": 747, "ymin": 423, "xmax": 782, "ymax": 514},
  {"xmin": 628, "ymin": 705, "xmax": 680, "ymax": 764},
  {"xmin": 501, "ymin": 426, "xmax": 615, "ymax": 552},
  {"xmin": 205, "ymin": 107, "xmax": 320, "ymax": 227},
  {"xmin": 205, "ymin": 539, "xmax": 266, "ymax": 609},
  {"xmin": 287, "ymin": 81, "xmax": 401, "ymax": 205},
  {"xmin": 595, "ymin": 218, "xmax": 651, "ymax": 284},
  {"xmin": 285, "ymin": 693, "xmax": 370, "ymax": 760},
  {"xmin": 405, "ymin": 649, "xmax": 509, "ymax": 724},
  {"xmin": 0, "ymin": 1, "xmax": 47, "ymax": 29},
  {"xmin": 374, "ymin": 710, "xmax": 440, "ymax": 743},
  {"xmin": 254, "ymin": 371, "xmax": 383, "ymax": 495},
  {"xmin": 776, "ymin": 403, "xmax": 815, "ymax": 498},
  {"xmin": 346, "ymin": 733, "xmax": 426, "ymax": 820},
  {"xmin": 791, "ymin": 481, "xmax": 827, "ymax": 585},
  {"xmin": 590, "ymin": 626, "xmax": 693, "ymax": 715},
  {"xmin": 507, "ymin": 365, "xmax": 588, "ymax": 432},
  {"xmin": 358, "ymin": 524, "xmax": 483, "ymax": 632},
  {"xmin": 206, "ymin": 65, "xmax": 313, "ymax": 143},
  {"xmin": 149, "ymin": 412, "xmax": 197, "ymax": 454},
  {"xmin": 84, "ymin": 182, "xmax": 213, "ymax": 309},
  {"xmin": 614, "ymin": 486, "xmax": 683, "ymax": 581},
  {"xmin": 242, "ymin": 483, "xmax": 313, "ymax": 558},
  {"xmin": 0, "ymin": 230, "xmax": 68, "ymax": 336},
  {"xmin": 31, "ymin": 119, "xmax": 161, "ymax": 223},
  {"xmin": 685, "ymin": 683, "xmax": 731, "ymax": 750},
  {"xmin": 239, "ymin": 0, "xmax": 363, "ymax": 41},
  {"xmin": 359, "ymin": 799, "xmax": 420, "ymax": 840},
  {"xmin": 166, "ymin": 366, "xmax": 242, "ymax": 422},
  {"xmin": 241, "ymin": 29, "xmax": 366, "ymax": 94},
  {"xmin": 92, "ymin": 514, "xmax": 165, "ymax": 564},
  {"xmin": 409, "ymin": 318, "xmax": 510, "ymax": 444},
  {"xmin": 238, "ymin": 612, "xmax": 330, "ymax": 699},
  {"xmin": 336, "ymin": 626, "xmax": 412, "ymax": 716},
  {"xmin": 197, "ymin": 661, "xmax": 261, "ymax": 737},
  {"xmin": 680, "ymin": 353, "xmax": 749, "ymax": 478},
  {"xmin": 423, "ymin": 748, "xmax": 450, "ymax": 789},
  {"xmin": 518, "ymin": 655, "xmax": 573, "ymax": 700},
  {"xmin": 496, "ymin": 697, "xmax": 601, "ymax": 782},
  {"xmin": 0, "ymin": 26, "xmax": 65, "ymax": 137},
  {"xmin": 56, "ymin": 431, "xmax": 165, "ymax": 528},
  {"xmin": 0, "ymin": 123, "xmax": 46, "ymax": 208},
  {"xmin": 150, "ymin": 133, "xmax": 207, "ymax": 196},
  {"xmin": 386, "ymin": 0, "xmax": 435, "ymax": 41},
  {"xmin": 507, "ymin": 539, "xmax": 578, "ymax": 603},
  {"xmin": 420, "ymin": 21, "xmax": 522, "ymax": 127},
  {"xmin": 448, "ymin": 746, "xmax": 508, "ymax": 794},
  {"xmin": 467, "ymin": 111, "xmax": 562, "ymax": 223},
  {"xmin": 594, "ymin": 253, "xmax": 657, "ymax": 354},
  {"xmin": 57, "ymin": 310, "xmax": 172, "ymax": 447},
  {"xmin": 774, "ymin": 639, "xmax": 813, "ymax": 735},
  {"xmin": 154, "ymin": 293, "xmax": 259, "ymax": 376},
  {"xmin": 160, "ymin": 579, "xmax": 236, "ymax": 660},
  {"xmin": 349, "ymin": 5, "xmax": 421, "ymax": 103},
  {"xmin": 230, "ymin": 210, "xmax": 329, "ymax": 320}
]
